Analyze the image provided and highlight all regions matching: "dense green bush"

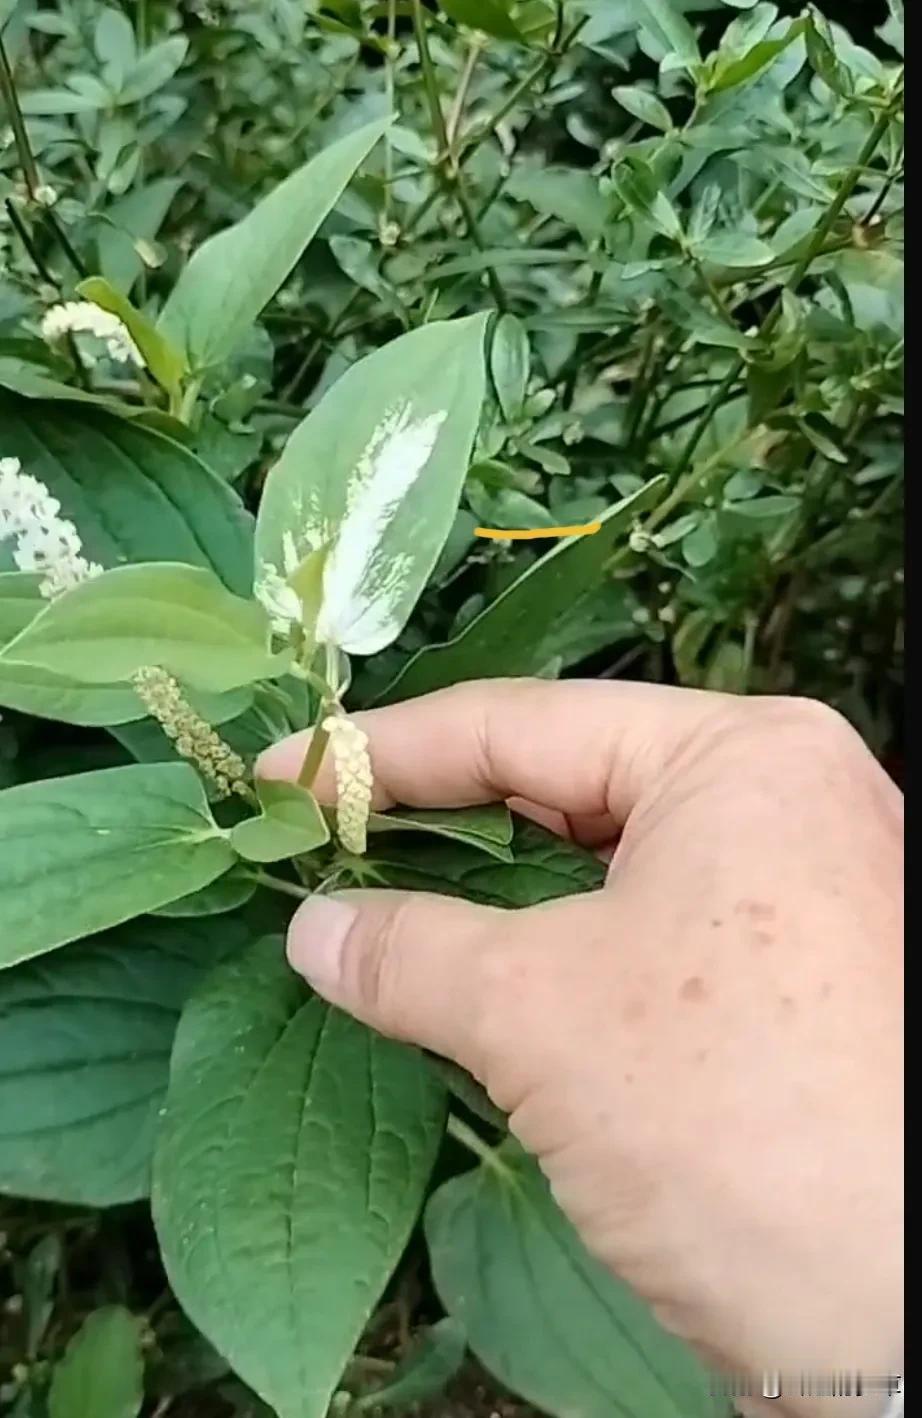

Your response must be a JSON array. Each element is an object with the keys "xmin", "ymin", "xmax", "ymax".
[{"xmin": 0, "ymin": 1, "xmax": 904, "ymax": 1415}]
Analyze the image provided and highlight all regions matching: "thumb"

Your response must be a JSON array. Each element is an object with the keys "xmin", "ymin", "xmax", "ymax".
[{"xmin": 286, "ymin": 888, "xmax": 525, "ymax": 1073}]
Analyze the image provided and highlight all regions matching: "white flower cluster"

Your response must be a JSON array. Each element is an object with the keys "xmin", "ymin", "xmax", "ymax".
[
  {"xmin": 40, "ymin": 301, "xmax": 142, "ymax": 367},
  {"xmin": 323, "ymin": 713, "xmax": 373, "ymax": 856},
  {"xmin": 0, "ymin": 456, "xmax": 103, "ymax": 599}
]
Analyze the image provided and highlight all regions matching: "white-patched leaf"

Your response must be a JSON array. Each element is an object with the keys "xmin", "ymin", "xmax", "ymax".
[{"xmin": 255, "ymin": 315, "xmax": 489, "ymax": 657}]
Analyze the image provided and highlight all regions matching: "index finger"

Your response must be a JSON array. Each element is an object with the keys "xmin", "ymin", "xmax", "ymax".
[{"xmin": 257, "ymin": 677, "xmax": 727, "ymax": 829}]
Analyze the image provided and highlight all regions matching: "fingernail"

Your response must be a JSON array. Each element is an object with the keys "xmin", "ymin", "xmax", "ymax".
[{"xmin": 287, "ymin": 894, "xmax": 357, "ymax": 995}]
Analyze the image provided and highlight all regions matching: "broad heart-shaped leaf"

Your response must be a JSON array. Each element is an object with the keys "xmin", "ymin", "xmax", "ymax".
[
  {"xmin": 0, "ymin": 914, "xmax": 253, "ymax": 1205},
  {"xmin": 152, "ymin": 936, "xmax": 446, "ymax": 1418},
  {"xmin": 373, "ymin": 479, "xmax": 664, "ymax": 704},
  {"xmin": 0, "ymin": 763, "xmax": 236, "ymax": 968},
  {"xmin": 231, "ymin": 779, "xmax": 330, "ymax": 862},
  {"xmin": 48, "ymin": 1307, "xmax": 144, "ymax": 1418},
  {"xmin": 1, "ymin": 564, "xmax": 288, "ymax": 694},
  {"xmin": 0, "ymin": 393, "xmax": 254, "ymax": 595},
  {"xmin": 367, "ymin": 804, "xmax": 513, "ymax": 862},
  {"xmin": 426, "ymin": 1143, "xmax": 730, "ymax": 1418},
  {"xmin": 370, "ymin": 816, "xmax": 607, "ymax": 906},
  {"xmin": 0, "ymin": 573, "xmax": 145, "ymax": 727},
  {"xmin": 157, "ymin": 117, "xmax": 390, "ymax": 372},
  {"xmin": 255, "ymin": 314, "xmax": 489, "ymax": 657}
]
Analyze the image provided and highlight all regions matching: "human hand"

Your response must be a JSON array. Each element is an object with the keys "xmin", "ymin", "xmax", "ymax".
[{"xmin": 258, "ymin": 680, "xmax": 903, "ymax": 1417}]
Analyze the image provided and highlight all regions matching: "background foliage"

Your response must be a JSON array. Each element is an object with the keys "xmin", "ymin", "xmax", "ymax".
[{"xmin": 0, "ymin": 0, "xmax": 903, "ymax": 1413}]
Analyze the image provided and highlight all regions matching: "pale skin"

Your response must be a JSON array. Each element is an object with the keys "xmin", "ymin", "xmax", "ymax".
[{"xmin": 258, "ymin": 680, "xmax": 903, "ymax": 1418}]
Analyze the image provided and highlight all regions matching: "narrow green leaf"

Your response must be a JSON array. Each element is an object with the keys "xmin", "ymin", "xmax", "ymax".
[
  {"xmin": 633, "ymin": 0, "xmax": 701, "ymax": 67},
  {"xmin": 426, "ymin": 1143, "xmax": 729, "ymax": 1418},
  {"xmin": 158, "ymin": 117, "xmax": 391, "ymax": 370},
  {"xmin": 692, "ymin": 232, "xmax": 775, "ymax": 267},
  {"xmin": 374, "ymin": 480, "xmax": 664, "ymax": 703},
  {"xmin": 0, "ymin": 763, "xmax": 236, "ymax": 967},
  {"xmin": 354, "ymin": 1319, "xmax": 467, "ymax": 1411},
  {"xmin": 153, "ymin": 937, "xmax": 446, "ymax": 1418},
  {"xmin": 708, "ymin": 19, "xmax": 806, "ymax": 92},
  {"xmin": 117, "ymin": 36, "xmax": 188, "ymax": 104},
  {"xmin": 612, "ymin": 85, "xmax": 673, "ymax": 132},
  {"xmin": 1, "ymin": 564, "xmax": 287, "ymax": 694},
  {"xmin": 490, "ymin": 313, "xmax": 531, "ymax": 422},
  {"xmin": 231, "ymin": 780, "xmax": 330, "ymax": 862},
  {"xmin": 255, "ymin": 315, "xmax": 489, "ymax": 657},
  {"xmin": 367, "ymin": 804, "xmax": 513, "ymax": 861},
  {"xmin": 506, "ymin": 167, "xmax": 607, "ymax": 239},
  {"xmin": 49, "ymin": 1308, "xmax": 144, "ymax": 1418},
  {"xmin": 613, "ymin": 156, "xmax": 683, "ymax": 241},
  {"xmin": 438, "ymin": 0, "xmax": 521, "ymax": 40},
  {"xmin": 77, "ymin": 276, "xmax": 186, "ymax": 395}
]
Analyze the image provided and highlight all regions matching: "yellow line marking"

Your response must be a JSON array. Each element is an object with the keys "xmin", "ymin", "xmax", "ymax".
[{"xmin": 474, "ymin": 522, "xmax": 602, "ymax": 541}]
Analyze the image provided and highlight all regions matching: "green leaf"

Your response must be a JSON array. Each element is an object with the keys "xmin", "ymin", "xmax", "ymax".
[
  {"xmin": 49, "ymin": 1307, "xmax": 144, "ymax": 1418},
  {"xmin": 612, "ymin": 156, "xmax": 683, "ymax": 241},
  {"xmin": 0, "ymin": 911, "xmax": 275, "ymax": 1205},
  {"xmin": 19, "ymin": 87, "xmax": 109, "ymax": 115},
  {"xmin": 117, "ymin": 36, "xmax": 188, "ymax": 103},
  {"xmin": 438, "ymin": 0, "xmax": 521, "ymax": 40},
  {"xmin": 633, "ymin": 0, "xmax": 701, "ymax": 68},
  {"xmin": 231, "ymin": 780, "xmax": 330, "ymax": 862},
  {"xmin": 153, "ymin": 869, "xmax": 257, "ymax": 918},
  {"xmin": 708, "ymin": 18, "xmax": 806, "ymax": 92},
  {"xmin": 373, "ymin": 816, "xmax": 606, "ymax": 906},
  {"xmin": 692, "ymin": 232, "xmax": 775, "ymax": 267},
  {"xmin": 426, "ymin": 1143, "xmax": 728, "ymax": 1418},
  {"xmin": 682, "ymin": 517, "xmax": 718, "ymax": 567},
  {"xmin": 612, "ymin": 85, "xmax": 673, "ymax": 132},
  {"xmin": 506, "ymin": 167, "xmax": 607, "ymax": 239},
  {"xmin": 77, "ymin": 276, "xmax": 186, "ymax": 396},
  {"xmin": 255, "ymin": 315, "xmax": 489, "ymax": 657},
  {"xmin": 0, "ymin": 394, "xmax": 254, "ymax": 595},
  {"xmin": 1, "ymin": 564, "xmax": 287, "ymax": 694},
  {"xmin": 374, "ymin": 480, "xmax": 664, "ymax": 703},
  {"xmin": 490, "ymin": 313, "xmax": 531, "ymax": 422},
  {"xmin": 157, "ymin": 117, "xmax": 391, "ymax": 371},
  {"xmin": 94, "ymin": 8, "xmax": 137, "ymax": 85},
  {"xmin": 354, "ymin": 1319, "xmax": 467, "ymax": 1411},
  {"xmin": 0, "ymin": 763, "xmax": 236, "ymax": 968},
  {"xmin": 153, "ymin": 937, "xmax": 446, "ymax": 1418},
  {"xmin": 367, "ymin": 804, "xmax": 513, "ymax": 861}
]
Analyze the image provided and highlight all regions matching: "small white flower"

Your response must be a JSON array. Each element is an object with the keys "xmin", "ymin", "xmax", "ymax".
[
  {"xmin": 0, "ymin": 454, "xmax": 103, "ymax": 599},
  {"xmin": 323, "ymin": 714, "xmax": 373, "ymax": 856},
  {"xmin": 40, "ymin": 301, "xmax": 142, "ymax": 367}
]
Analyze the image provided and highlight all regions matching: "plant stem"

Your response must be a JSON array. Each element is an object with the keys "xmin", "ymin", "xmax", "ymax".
[
  {"xmin": 446, "ymin": 1115, "xmax": 505, "ymax": 1172},
  {"xmin": 4, "ymin": 195, "xmax": 55, "ymax": 283},
  {"xmin": 0, "ymin": 33, "xmax": 40, "ymax": 197},
  {"xmin": 244, "ymin": 869, "xmax": 311, "ymax": 901},
  {"xmin": 411, "ymin": 0, "xmax": 505, "ymax": 309},
  {"xmin": 671, "ymin": 97, "xmax": 899, "ymax": 483}
]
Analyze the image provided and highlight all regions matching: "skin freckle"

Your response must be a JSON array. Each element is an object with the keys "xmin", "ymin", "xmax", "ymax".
[
  {"xmin": 622, "ymin": 997, "xmax": 648, "ymax": 1025},
  {"xmin": 735, "ymin": 898, "xmax": 776, "ymax": 923},
  {"xmin": 779, "ymin": 995, "xmax": 797, "ymax": 1016},
  {"xmin": 679, "ymin": 976, "xmax": 707, "ymax": 1003}
]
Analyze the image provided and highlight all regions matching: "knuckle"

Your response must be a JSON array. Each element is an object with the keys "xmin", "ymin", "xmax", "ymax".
[{"xmin": 748, "ymin": 694, "xmax": 861, "ymax": 759}]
